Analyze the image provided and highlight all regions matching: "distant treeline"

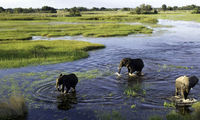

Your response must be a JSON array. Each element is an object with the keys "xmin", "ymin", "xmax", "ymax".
[
  {"xmin": 0, "ymin": 6, "xmax": 119, "ymax": 13},
  {"xmin": 0, "ymin": 4, "xmax": 200, "ymax": 14},
  {"xmin": 160, "ymin": 4, "xmax": 200, "ymax": 11}
]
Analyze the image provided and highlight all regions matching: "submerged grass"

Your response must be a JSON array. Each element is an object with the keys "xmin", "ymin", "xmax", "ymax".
[
  {"xmin": 97, "ymin": 110, "xmax": 126, "ymax": 120},
  {"xmin": 0, "ymin": 40, "xmax": 105, "ymax": 68}
]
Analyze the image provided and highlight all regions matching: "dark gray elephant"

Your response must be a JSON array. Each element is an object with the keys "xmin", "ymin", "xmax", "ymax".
[
  {"xmin": 56, "ymin": 73, "xmax": 78, "ymax": 93},
  {"xmin": 175, "ymin": 75, "xmax": 199, "ymax": 99},
  {"xmin": 118, "ymin": 58, "xmax": 144, "ymax": 76}
]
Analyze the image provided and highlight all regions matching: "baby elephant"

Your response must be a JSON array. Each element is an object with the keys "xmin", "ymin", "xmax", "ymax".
[
  {"xmin": 56, "ymin": 73, "xmax": 78, "ymax": 93},
  {"xmin": 175, "ymin": 75, "xmax": 199, "ymax": 99},
  {"xmin": 118, "ymin": 58, "xmax": 144, "ymax": 76}
]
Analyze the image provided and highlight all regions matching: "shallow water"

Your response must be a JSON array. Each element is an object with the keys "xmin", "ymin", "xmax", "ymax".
[{"xmin": 1, "ymin": 19, "xmax": 200, "ymax": 120}]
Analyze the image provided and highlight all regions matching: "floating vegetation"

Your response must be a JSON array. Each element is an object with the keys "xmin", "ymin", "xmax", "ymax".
[
  {"xmin": 96, "ymin": 110, "xmax": 126, "ymax": 120},
  {"xmin": 157, "ymin": 64, "xmax": 193, "ymax": 72},
  {"xmin": 124, "ymin": 83, "xmax": 146, "ymax": 98},
  {"xmin": 148, "ymin": 115, "xmax": 163, "ymax": 120},
  {"xmin": 74, "ymin": 69, "xmax": 114, "ymax": 81},
  {"xmin": 124, "ymin": 88, "xmax": 138, "ymax": 97},
  {"xmin": 163, "ymin": 101, "xmax": 175, "ymax": 108},
  {"xmin": 131, "ymin": 104, "xmax": 136, "ymax": 109}
]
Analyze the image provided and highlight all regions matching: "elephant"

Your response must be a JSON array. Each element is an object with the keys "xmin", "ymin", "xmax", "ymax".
[
  {"xmin": 175, "ymin": 75, "xmax": 199, "ymax": 99},
  {"xmin": 118, "ymin": 58, "xmax": 144, "ymax": 76},
  {"xmin": 56, "ymin": 73, "xmax": 78, "ymax": 93}
]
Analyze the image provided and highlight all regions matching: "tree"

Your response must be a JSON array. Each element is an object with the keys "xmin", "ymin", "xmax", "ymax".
[
  {"xmin": 146, "ymin": 5, "xmax": 152, "ymax": 11},
  {"xmin": 14, "ymin": 8, "xmax": 23, "ymax": 13},
  {"xmin": 69, "ymin": 7, "xmax": 81, "ymax": 16},
  {"xmin": 41, "ymin": 6, "xmax": 57, "ymax": 13},
  {"xmin": 192, "ymin": 7, "xmax": 200, "ymax": 14},
  {"xmin": 162, "ymin": 4, "xmax": 167, "ymax": 11},
  {"xmin": 91, "ymin": 7, "xmax": 99, "ymax": 11},
  {"xmin": 0, "ymin": 7, "xmax": 5, "ymax": 13},
  {"xmin": 100, "ymin": 7, "xmax": 106, "ymax": 11},
  {"xmin": 167, "ymin": 6, "xmax": 173, "ymax": 11},
  {"xmin": 173, "ymin": 6, "xmax": 178, "ymax": 11},
  {"xmin": 122, "ymin": 7, "xmax": 130, "ymax": 11},
  {"xmin": 153, "ymin": 9, "xmax": 158, "ymax": 14},
  {"xmin": 135, "ymin": 7, "xmax": 141, "ymax": 14},
  {"xmin": 131, "ymin": 4, "xmax": 157, "ymax": 14}
]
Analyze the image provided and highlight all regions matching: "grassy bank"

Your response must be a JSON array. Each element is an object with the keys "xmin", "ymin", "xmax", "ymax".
[
  {"xmin": 156, "ymin": 11, "xmax": 200, "ymax": 22},
  {"xmin": 0, "ymin": 12, "xmax": 157, "ymax": 40},
  {"xmin": 0, "ymin": 40, "xmax": 105, "ymax": 68},
  {"xmin": 0, "ymin": 22, "xmax": 153, "ymax": 40}
]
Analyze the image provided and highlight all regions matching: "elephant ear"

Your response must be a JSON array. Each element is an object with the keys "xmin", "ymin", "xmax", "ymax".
[
  {"xmin": 60, "ymin": 74, "xmax": 63, "ymax": 77},
  {"xmin": 189, "ymin": 76, "xmax": 199, "ymax": 88}
]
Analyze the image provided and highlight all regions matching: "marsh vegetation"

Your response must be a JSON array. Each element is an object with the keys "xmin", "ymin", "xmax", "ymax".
[{"xmin": 0, "ymin": 40, "xmax": 104, "ymax": 68}]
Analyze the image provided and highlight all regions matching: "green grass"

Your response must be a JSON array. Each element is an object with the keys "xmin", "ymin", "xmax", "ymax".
[
  {"xmin": 0, "ymin": 40, "xmax": 105, "ymax": 68},
  {"xmin": 0, "ymin": 22, "xmax": 153, "ymax": 40},
  {"xmin": 0, "ymin": 12, "xmax": 157, "ymax": 40},
  {"xmin": 192, "ymin": 102, "xmax": 200, "ymax": 111},
  {"xmin": 155, "ymin": 11, "xmax": 200, "ymax": 23}
]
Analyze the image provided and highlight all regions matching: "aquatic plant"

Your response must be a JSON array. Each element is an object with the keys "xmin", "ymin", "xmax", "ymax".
[
  {"xmin": 166, "ymin": 110, "xmax": 184, "ymax": 120},
  {"xmin": 131, "ymin": 104, "xmax": 136, "ymax": 109},
  {"xmin": 148, "ymin": 115, "xmax": 163, "ymax": 120},
  {"xmin": 192, "ymin": 102, "xmax": 200, "ymax": 111},
  {"xmin": 124, "ymin": 88, "xmax": 137, "ymax": 97},
  {"xmin": 97, "ymin": 110, "xmax": 126, "ymax": 120},
  {"xmin": 157, "ymin": 64, "xmax": 193, "ymax": 72},
  {"xmin": 163, "ymin": 101, "xmax": 175, "ymax": 108},
  {"xmin": 0, "ymin": 95, "xmax": 28, "ymax": 120}
]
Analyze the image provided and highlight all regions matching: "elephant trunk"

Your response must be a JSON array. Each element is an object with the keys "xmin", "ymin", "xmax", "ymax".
[
  {"xmin": 118, "ymin": 61, "xmax": 124, "ymax": 74},
  {"xmin": 118, "ymin": 66, "xmax": 122, "ymax": 74},
  {"xmin": 56, "ymin": 79, "xmax": 60, "ymax": 91}
]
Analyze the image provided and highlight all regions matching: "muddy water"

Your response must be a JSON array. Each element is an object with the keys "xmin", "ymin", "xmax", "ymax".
[{"xmin": 1, "ymin": 19, "xmax": 200, "ymax": 120}]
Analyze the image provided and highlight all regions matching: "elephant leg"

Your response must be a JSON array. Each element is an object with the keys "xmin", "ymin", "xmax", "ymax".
[
  {"xmin": 175, "ymin": 88, "xmax": 178, "ymax": 96},
  {"xmin": 71, "ymin": 87, "xmax": 76, "ymax": 92},
  {"xmin": 128, "ymin": 68, "xmax": 130, "ymax": 74},
  {"xmin": 65, "ymin": 87, "xmax": 70, "ymax": 93},
  {"xmin": 129, "ymin": 67, "xmax": 134, "ymax": 74},
  {"xmin": 136, "ymin": 71, "xmax": 142, "ymax": 76},
  {"xmin": 181, "ymin": 89, "xmax": 185, "ymax": 99},
  {"xmin": 61, "ymin": 85, "xmax": 65, "ymax": 93},
  {"xmin": 184, "ymin": 91, "xmax": 188, "ymax": 100},
  {"xmin": 118, "ymin": 67, "xmax": 122, "ymax": 74}
]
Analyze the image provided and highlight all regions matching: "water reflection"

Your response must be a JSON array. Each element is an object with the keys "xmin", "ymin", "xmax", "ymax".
[
  {"xmin": 57, "ymin": 92, "xmax": 77, "ymax": 110},
  {"xmin": 176, "ymin": 106, "xmax": 192, "ymax": 115}
]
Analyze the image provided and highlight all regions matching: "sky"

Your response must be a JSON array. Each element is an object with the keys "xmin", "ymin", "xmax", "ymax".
[{"xmin": 0, "ymin": 0, "xmax": 200, "ymax": 8}]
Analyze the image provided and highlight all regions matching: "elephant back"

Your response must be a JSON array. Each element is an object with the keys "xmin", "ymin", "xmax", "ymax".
[{"xmin": 175, "ymin": 76, "xmax": 189, "ymax": 88}]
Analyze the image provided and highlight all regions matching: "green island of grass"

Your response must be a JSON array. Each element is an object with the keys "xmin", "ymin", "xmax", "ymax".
[
  {"xmin": 0, "ymin": 22, "xmax": 153, "ymax": 40},
  {"xmin": 0, "ymin": 12, "xmax": 157, "ymax": 40},
  {"xmin": 0, "ymin": 40, "xmax": 105, "ymax": 68}
]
